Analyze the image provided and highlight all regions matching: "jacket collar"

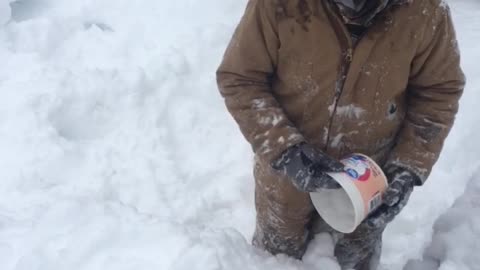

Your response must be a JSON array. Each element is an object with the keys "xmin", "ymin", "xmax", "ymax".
[{"xmin": 333, "ymin": 0, "xmax": 412, "ymax": 26}]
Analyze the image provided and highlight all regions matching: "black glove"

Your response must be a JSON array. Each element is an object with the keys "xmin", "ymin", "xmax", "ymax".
[
  {"xmin": 365, "ymin": 165, "xmax": 419, "ymax": 229},
  {"xmin": 272, "ymin": 143, "xmax": 345, "ymax": 192}
]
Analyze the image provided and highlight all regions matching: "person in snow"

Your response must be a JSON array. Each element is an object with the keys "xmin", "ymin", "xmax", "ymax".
[{"xmin": 216, "ymin": 0, "xmax": 465, "ymax": 269}]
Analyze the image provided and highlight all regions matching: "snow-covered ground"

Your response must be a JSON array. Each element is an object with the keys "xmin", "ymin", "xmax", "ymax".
[
  {"xmin": 0, "ymin": 1, "xmax": 478, "ymax": 270},
  {"xmin": 404, "ymin": 170, "xmax": 480, "ymax": 270}
]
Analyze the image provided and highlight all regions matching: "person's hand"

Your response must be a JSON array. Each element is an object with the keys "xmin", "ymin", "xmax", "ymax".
[
  {"xmin": 271, "ymin": 143, "xmax": 345, "ymax": 192},
  {"xmin": 364, "ymin": 165, "xmax": 419, "ymax": 229}
]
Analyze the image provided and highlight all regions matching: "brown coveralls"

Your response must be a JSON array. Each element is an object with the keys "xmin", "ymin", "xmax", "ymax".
[{"xmin": 216, "ymin": 0, "xmax": 465, "ymax": 269}]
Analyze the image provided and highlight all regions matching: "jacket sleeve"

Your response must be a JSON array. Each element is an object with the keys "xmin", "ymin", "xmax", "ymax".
[
  {"xmin": 216, "ymin": 0, "xmax": 305, "ymax": 164},
  {"xmin": 385, "ymin": 3, "xmax": 466, "ymax": 184}
]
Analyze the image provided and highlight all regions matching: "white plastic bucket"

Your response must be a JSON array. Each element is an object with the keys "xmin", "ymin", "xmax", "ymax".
[{"xmin": 309, "ymin": 154, "xmax": 388, "ymax": 233}]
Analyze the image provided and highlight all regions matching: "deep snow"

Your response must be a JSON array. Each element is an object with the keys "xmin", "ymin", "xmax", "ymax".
[
  {"xmin": 0, "ymin": 0, "xmax": 479, "ymax": 270},
  {"xmin": 404, "ymin": 170, "xmax": 480, "ymax": 270}
]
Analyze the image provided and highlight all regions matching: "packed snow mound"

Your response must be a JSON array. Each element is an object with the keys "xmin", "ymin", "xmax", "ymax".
[
  {"xmin": 404, "ymin": 172, "xmax": 480, "ymax": 270},
  {"xmin": 0, "ymin": 0, "xmax": 479, "ymax": 270}
]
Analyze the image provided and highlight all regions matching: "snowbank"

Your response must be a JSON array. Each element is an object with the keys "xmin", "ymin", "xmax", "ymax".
[
  {"xmin": 404, "ymin": 171, "xmax": 480, "ymax": 270},
  {"xmin": 0, "ymin": 0, "xmax": 478, "ymax": 270}
]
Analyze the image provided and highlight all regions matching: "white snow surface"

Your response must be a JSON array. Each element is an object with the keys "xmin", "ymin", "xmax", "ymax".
[
  {"xmin": 404, "ymin": 170, "xmax": 480, "ymax": 270},
  {"xmin": 0, "ymin": 1, "xmax": 479, "ymax": 270}
]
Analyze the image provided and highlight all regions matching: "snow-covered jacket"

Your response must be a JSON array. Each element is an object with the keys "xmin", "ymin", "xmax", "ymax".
[{"xmin": 216, "ymin": 0, "xmax": 465, "ymax": 183}]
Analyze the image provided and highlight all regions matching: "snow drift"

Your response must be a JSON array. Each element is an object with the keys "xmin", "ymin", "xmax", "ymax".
[{"xmin": 0, "ymin": 0, "xmax": 479, "ymax": 270}]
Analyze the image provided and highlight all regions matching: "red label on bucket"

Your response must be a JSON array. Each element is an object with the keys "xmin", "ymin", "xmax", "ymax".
[{"xmin": 341, "ymin": 155, "xmax": 388, "ymax": 214}]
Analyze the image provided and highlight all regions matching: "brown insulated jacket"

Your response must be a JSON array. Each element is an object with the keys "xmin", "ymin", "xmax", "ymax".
[{"xmin": 216, "ymin": 0, "xmax": 465, "ymax": 184}]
